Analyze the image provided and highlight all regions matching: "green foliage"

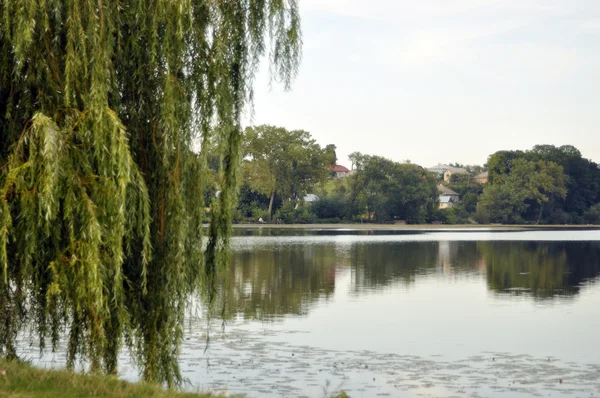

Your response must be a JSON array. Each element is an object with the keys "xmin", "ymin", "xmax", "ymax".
[
  {"xmin": 348, "ymin": 153, "xmax": 438, "ymax": 223},
  {"xmin": 448, "ymin": 182, "xmax": 483, "ymax": 214},
  {"xmin": 243, "ymin": 125, "xmax": 329, "ymax": 217},
  {"xmin": 235, "ymin": 184, "xmax": 271, "ymax": 222},
  {"xmin": 431, "ymin": 207, "xmax": 471, "ymax": 224},
  {"xmin": 311, "ymin": 194, "xmax": 349, "ymax": 221},
  {"xmin": 0, "ymin": 358, "xmax": 213, "ymax": 398},
  {"xmin": 324, "ymin": 144, "xmax": 338, "ymax": 165},
  {"xmin": 486, "ymin": 145, "xmax": 600, "ymax": 222},
  {"xmin": 478, "ymin": 159, "xmax": 567, "ymax": 224},
  {"xmin": 0, "ymin": 0, "xmax": 301, "ymax": 386},
  {"xmin": 486, "ymin": 150, "xmax": 528, "ymax": 184},
  {"xmin": 273, "ymin": 201, "xmax": 317, "ymax": 224},
  {"xmin": 584, "ymin": 203, "xmax": 600, "ymax": 224}
]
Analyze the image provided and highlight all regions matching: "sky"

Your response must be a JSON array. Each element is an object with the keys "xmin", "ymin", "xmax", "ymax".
[{"xmin": 245, "ymin": 0, "xmax": 600, "ymax": 168}]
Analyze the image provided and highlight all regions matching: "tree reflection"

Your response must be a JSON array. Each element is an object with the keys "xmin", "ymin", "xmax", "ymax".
[
  {"xmin": 350, "ymin": 242, "xmax": 439, "ymax": 288},
  {"xmin": 479, "ymin": 241, "xmax": 600, "ymax": 298},
  {"xmin": 217, "ymin": 238, "xmax": 600, "ymax": 320},
  {"xmin": 218, "ymin": 244, "xmax": 337, "ymax": 320}
]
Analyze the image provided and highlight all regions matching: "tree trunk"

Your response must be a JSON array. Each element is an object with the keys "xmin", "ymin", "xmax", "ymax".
[
  {"xmin": 536, "ymin": 202, "xmax": 544, "ymax": 225},
  {"xmin": 268, "ymin": 191, "xmax": 275, "ymax": 220}
]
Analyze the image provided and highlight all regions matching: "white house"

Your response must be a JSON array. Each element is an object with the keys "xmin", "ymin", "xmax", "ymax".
[{"xmin": 437, "ymin": 184, "xmax": 460, "ymax": 209}]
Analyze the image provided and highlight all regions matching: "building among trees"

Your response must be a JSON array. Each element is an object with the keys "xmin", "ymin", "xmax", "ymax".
[
  {"xmin": 330, "ymin": 165, "xmax": 351, "ymax": 178},
  {"xmin": 473, "ymin": 171, "xmax": 489, "ymax": 184},
  {"xmin": 438, "ymin": 184, "xmax": 461, "ymax": 209},
  {"xmin": 428, "ymin": 164, "xmax": 469, "ymax": 183}
]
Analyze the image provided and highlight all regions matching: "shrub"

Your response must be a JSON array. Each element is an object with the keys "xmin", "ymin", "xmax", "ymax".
[
  {"xmin": 273, "ymin": 201, "xmax": 317, "ymax": 224},
  {"xmin": 584, "ymin": 203, "xmax": 600, "ymax": 224},
  {"xmin": 312, "ymin": 195, "xmax": 348, "ymax": 220}
]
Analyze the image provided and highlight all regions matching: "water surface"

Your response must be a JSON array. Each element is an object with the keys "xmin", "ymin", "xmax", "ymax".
[{"xmin": 25, "ymin": 228, "xmax": 600, "ymax": 397}]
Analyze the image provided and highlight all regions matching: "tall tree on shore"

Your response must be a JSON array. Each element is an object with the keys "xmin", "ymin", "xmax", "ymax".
[
  {"xmin": 0, "ymin": 0, "xmax": 301, "ymax": 386},
  {"xmin": 325, "ymin": 144, "xmax": 338, "ymax": 165},
  {"xmin": 486, "ymin": 145, "xmax": 600, "ymax": 222},
  {"xmin": 347, "ymin": 153, "xmax": 438, "ymax": 223},
  {"xmin": 243, "ymin": 125, "xmax": 329, "ymax": 218},
  {"xmin": 478, "ymin": 159, "xmax": 567, "ymax": 224}
]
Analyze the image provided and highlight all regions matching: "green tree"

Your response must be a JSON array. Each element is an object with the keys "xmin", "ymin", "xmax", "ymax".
[
  {"xmin": 584, "ymin": 203, "xmax": 600, "ymax": 224},
  {"xmin": 486, "ymin": 145, "xmax": 600, "ymax": 222},
  {"xmin": 478, "ymin": 159, "xmax": 567, "ymax": 224},
  {"xmin": 486, "ymin": 150, "xmax": 529, "ymax": 184},
  {"xmin": 324, "ymin": 144, "xmax": 338, "ymax": 165},
  {"xmin": 449, "ymin": 182, "xmax": 484, "ymax": 214},
  {"xmin": 347, "ymin": 153, "xmax": 438, "ymax": 223},
  {"xmin": 243, "ymin": 125, "xmax": 329, "ymax": 218},
  {"xmin": 0, "ymin": 0, "xmax": 301, "ymax": 385}
]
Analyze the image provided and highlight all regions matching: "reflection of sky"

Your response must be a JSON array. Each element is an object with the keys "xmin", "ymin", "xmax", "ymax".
[
  {"xmin": 231, "ymin": 229, "xmax": 600, "ymax": 248},
  {"xmin": 262, "ymin": 268, "xmax": 600, "ymax": 364}
]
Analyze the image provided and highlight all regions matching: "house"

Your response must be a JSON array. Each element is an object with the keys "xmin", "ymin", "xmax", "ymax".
[
  {"xmin": 438, "ymin": 184, "xmax": 460, "ymax": 209},
  {"xmin": 330, "ymin": 165, "xmax": 351, "ymax": 178},
  {"xmin": 428, "ymin": 164, "xmax": 469, "ymax": 183},
  {"xmin": 473, "ymin": 171, "xmax": 488, "ymax": 184}
]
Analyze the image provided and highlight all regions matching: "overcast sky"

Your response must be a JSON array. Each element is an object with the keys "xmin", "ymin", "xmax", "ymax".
[{"xmin": 246, "ymin": 0, "xmax": 600, "ymax": 168}]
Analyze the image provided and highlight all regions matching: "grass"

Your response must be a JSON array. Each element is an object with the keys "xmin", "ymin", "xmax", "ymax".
[
  {"xmin": 0, "ymin": 358, "xmax": 351, "ymax": 397},
  {"xmin": 0, "ymin": 359, "xmax": 214, "ymax": 398}
]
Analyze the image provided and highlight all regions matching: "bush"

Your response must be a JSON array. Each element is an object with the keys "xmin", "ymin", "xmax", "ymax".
[
  {"xmin": 431, "ymin": 206, "xmax": 470, "ymax": 224},
  {"xmin": 273, "ymin": 201, "xmax": 317, "ymax": 224},
  {"xmin": 584, "ymin": 203, "xmax": 600, "ymax": 224},
  {"xmin": 312, "ymin": 195, "xmax": 348, "ymax": 220}
]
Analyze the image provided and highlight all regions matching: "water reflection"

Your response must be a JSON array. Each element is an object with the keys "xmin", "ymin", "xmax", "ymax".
[
  {"xmin": 219, "ymin": 244, "xmax": 337, "ymax": 320},
  {"xmin": 481, "ymin": 241, "xmax": 600, "ymax": 298},
  {"xmin": 223, "ymin": 233, "xmax": 600, "ymax": 320}
]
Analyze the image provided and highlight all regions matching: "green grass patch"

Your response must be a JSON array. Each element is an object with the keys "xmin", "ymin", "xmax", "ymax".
[
  {"xmin": 319, "ymin": 178, "xmax": 350, "ymax": 196},
  {"xmin": 0, "ymin": 359, "xmax": 215, "ymax": 398}
]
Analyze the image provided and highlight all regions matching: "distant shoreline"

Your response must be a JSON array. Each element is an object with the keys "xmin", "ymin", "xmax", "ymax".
[{"xmin": 231, "ymin": 223, "xmax": 600, "ymax": 230}]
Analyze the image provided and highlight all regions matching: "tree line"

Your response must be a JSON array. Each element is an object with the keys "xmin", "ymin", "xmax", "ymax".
[{"xmin": 234, "ymin": 126, "xmax": 600, "ymax": 225}]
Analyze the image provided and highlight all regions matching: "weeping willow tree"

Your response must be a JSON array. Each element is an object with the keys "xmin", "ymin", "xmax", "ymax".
[{"xmin": 0, "ymin": 0, "xmax": 301, "ymax": 386}]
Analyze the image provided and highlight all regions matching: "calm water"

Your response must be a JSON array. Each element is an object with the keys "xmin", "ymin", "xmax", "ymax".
[{"xmin": 24, "ymin": 228, "xmax": 600, "ymax": 397}]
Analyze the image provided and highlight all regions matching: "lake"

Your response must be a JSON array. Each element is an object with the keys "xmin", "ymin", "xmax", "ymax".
[{"xmin": 24, "ymin": 228, "xmax": 600, "ymax": 397}]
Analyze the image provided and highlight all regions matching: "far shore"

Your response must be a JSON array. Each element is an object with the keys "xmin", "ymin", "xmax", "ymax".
[{"xmin": 231, "ymin": 223, "xmax": 600, "ymax": 230}]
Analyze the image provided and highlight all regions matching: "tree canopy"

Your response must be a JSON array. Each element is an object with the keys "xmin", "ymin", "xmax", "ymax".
[
  {"xmin": 485, "ymin": 145, "xmax": 600, "ymax": 223},
  {"xmin": 0, "ymin": 0, "xmax": 301, "ymax": 386},
  {"xmin": 478, "ymin": 159, "xmax": 567, "ymax": 224},
  {"xmin": 347, "ymin": 153, "xmax": 438, "ymax": 223},
  {"xmin": 243, "ymin": 125, "xmax": 329, "ymax": 217}
]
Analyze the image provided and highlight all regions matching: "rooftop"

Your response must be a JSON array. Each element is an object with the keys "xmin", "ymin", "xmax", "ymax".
[
  {"xmin": 438, "ymin": 184, "xmax": 459, "ymax": 195},
  {"xmin": 330, "ymin": 165, "xmax": 350, "ymax": 173},
  {"xmin": 428, "ymin": 164, "xmax": 468, "ymax": 174}
]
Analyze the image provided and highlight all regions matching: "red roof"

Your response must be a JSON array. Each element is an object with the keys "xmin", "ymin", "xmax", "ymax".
[{"xmin": 330, "ymin": 165, "xmax": 350, "ymax": 173}]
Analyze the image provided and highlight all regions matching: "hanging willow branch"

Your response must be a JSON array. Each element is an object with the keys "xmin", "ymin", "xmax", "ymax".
[{"xmin": 0, "ymin": 0, "xmax": 301, "ymax": 386}]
